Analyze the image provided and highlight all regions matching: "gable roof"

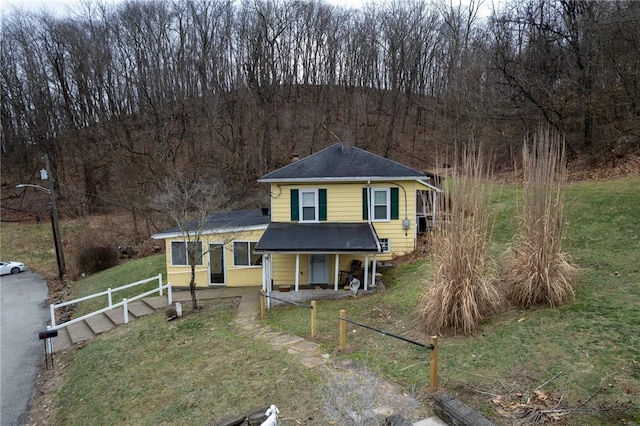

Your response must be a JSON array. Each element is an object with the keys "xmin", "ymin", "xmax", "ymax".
[
  {"xmin": 152, "ymin": 209, "xmax": 270, "ymax": 239},
  {"xmin": 258, "ymin": 142, "xmax": 428, "ymax": 183}
]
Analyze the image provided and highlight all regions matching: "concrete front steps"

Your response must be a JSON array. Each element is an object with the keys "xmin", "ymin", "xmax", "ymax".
[
  {"xmin": 49, "ymin": 288, "xmax": 253, "ymax": 353},
  {"xmin": 51, "ymin": 299, "xmax": 161, "ymax": 352}
]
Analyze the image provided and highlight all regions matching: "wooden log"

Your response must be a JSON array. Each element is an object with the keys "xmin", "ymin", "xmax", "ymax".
[{"xmin": 433, "ymin": 393, "xmax": 495, "ymax": 426}]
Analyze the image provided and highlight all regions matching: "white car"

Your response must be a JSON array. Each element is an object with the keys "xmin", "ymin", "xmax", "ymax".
[{"xmin": 0, "ymin": 261, "xmax": 26, "ymax": 275}]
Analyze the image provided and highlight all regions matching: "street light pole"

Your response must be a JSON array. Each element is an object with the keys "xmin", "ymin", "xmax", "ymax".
[
  {"xmin": 44, "ymin": 153, "xmax": 65, "ymax": 281},
  {"xmin": 16, "ymin": 154, "xmax": 65, "ymax": 281}
]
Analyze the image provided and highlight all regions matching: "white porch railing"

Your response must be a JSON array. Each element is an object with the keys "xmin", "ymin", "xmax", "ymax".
[{"xmin": 49, "ymin": 274, "xmax": 172, "ymax": 331}]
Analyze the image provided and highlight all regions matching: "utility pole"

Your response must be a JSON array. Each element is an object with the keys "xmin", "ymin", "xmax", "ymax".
[{"xmin": 43, "ymin": 153, "xmax": 65, "ymax": 281}]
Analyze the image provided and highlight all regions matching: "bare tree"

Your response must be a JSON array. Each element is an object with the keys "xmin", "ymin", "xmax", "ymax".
[{"xmin": 151, "ymin": 173, "xmax": 230, "ymax": 309}]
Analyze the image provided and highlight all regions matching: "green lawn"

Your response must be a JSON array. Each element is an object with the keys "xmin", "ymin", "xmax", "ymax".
[{"xmin": 52, "ymin": 300, "xmax": 324, "ymax": 426}]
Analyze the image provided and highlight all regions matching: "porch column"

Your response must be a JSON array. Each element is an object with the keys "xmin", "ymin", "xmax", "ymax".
[
  {"xmin": 371, "ymin": 255, "xmax": 377, "ymax": 288},
  {"xmin": 432, "ymin": 191, "xmax": 437, "ymax": 226},
  {"xmin": 262, "ymin": 254, "xmax": 267, "ymax": 294},
  {"xmin": 266, "ymin": 254, "xmax": 272, "ymax": 309},
  {"xmin": 295, "ymin": 254, "xmax": 300, "ymax": 291},
  {"xmin": 363, "ymin": 254, "xmax": 369, "ymax": 291},
  {"xmin": 334, "ymin": 253, "xmax": 340, "ymax": 291}
]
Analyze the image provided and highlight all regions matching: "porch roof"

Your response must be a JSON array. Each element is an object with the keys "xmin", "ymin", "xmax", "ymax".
[{"xmin": 254, "ymin": 222, "xmax": 380, "ymax": 253}]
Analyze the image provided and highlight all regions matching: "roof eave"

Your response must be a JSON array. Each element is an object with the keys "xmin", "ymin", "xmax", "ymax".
[
  {"xmin": 258, "ymin": 176, "xmax": 428, "ymax": 183},
  {"xmin": 254, "ymin": 249, "xmax": 380, "ymax": 254},
  {"xmin": 152, "ymin": 224, "xmax": 268, "ymax": 240},
  {"xmin": 417, "ymin": 179, "xmax": 443, "ymax": 192}
]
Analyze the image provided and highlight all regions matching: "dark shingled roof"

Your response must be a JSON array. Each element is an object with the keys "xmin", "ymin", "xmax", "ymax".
[
  {"xmin": 258, "ymin": 142, "xmax": 427, "ymax": 182},
  {"xmin": 200, "ymin": 209, "xmax": 271, "ymax": 229},
  {"xmin": 254, "ymin": 222, "xmax": 380, "ymax": 252},
  {"xmin": 153, "ymin": 209, "xmax": 270, "ymax": 237}
]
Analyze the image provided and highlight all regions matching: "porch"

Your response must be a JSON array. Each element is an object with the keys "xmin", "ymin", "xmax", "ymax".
[
  {"xmin": 265, "ymin": 285, "xmax": 378, "ymax": 308},
  {"xmin": 255, "ymin": 222, "xmax": 382, "ymax": 296}
]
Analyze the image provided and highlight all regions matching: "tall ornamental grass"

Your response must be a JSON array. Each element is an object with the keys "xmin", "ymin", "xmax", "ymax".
[
  {"xmin": 502, "ymin": 128, "xmax": 578, "ymax": 308},
  {"xmin": 417, "ymin": 143, "xmax": 502, "ymax": 335}
]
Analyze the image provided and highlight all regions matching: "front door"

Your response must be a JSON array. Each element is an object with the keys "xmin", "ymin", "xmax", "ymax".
[
  {"xmin": 309, "ymin": 254, "xmax": 328, "ymax": 284},
  {"xmin": 209, "ymin": 243, "xmax": 225, "ymax": 285}
]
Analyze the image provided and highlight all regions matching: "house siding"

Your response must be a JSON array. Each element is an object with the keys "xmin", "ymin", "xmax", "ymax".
[
  {"xmin": 164, "ymin": 228, "xmax": 266, "ymax": 288},
  {"xmin": 269, "ymin": 181, "xmax": 428, "ymax": 261}
]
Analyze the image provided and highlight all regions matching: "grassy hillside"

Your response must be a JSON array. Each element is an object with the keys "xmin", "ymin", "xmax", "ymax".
[
  {"xmin": 71, "ymin": 254, "xmax": 166, "ymax": 316},
  {"xmin": 6, "ymin": 176, "xmax": 638, "ymax": 425}
]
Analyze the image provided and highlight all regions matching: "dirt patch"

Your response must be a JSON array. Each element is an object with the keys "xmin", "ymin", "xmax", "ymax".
[
  {"xmin": 448, "ymin": 374, "xmax": 638, "ymax": 426},
  {"xmin": 27, "ymin": 349, "xmax": 73, "ymax": 426}
]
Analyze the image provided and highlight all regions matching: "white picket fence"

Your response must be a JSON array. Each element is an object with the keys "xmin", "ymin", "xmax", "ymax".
[{"xmin": 49, "ymin": 274, "xmax": 172, "ymax": 331}]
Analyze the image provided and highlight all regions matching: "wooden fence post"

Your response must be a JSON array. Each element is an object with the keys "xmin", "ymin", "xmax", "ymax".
[
  {"xmin": 311, "ymin": 300, "xmax": 317, "ymax": 338},
  {"xmin": 339, "ymin": 309, "xmax": 347, "ymax": 350},
  {"xmin": 260, "ymin": 289, "xmax": 266, "ymax": 320},
  {"xmin": 429, "ymin": 335, "xmax": 439, "ymax": 392}
]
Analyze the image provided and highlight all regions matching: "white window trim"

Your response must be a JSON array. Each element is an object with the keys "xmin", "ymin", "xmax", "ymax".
[
  {"xmin": 170, "ymin": 241, "xmax": 203, "ymax": 266},
  {"xmin": 371, "ymin": 188, "xmax": 391, "ymax": 222},
  {"xmin": 233, "ymin": 241, "xmax": 261, "ymax": 267},
  {"xmin": 379, "ymin": 238, "xmax": 391, "ymax": 253},
  {"xmin": 299, "ymin": 189, "xmax": 319, "ymax": 223}
]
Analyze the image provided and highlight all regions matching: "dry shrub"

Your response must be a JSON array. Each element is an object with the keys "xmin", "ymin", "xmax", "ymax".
[
  {"xmin": 502, "ymin": 127, "xmax": 578, "ymax": 308},
  {"xmin": 76, "ymin": 245, "xmax": 119, "ymax": 274},
  {"xmin": 416, "ymin": 143, "xmax": 502, "ymax": 336}
]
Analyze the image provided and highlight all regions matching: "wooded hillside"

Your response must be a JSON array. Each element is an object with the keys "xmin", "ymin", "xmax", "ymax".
[{"xmin": 2, "ymin": 0, "xmax": 639, "ymax": 227}]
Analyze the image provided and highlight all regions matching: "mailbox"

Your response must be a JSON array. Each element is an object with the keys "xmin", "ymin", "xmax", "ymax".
[{"xmin": 38, "ymin": 329, "xmax": 58, "ymax": 339}]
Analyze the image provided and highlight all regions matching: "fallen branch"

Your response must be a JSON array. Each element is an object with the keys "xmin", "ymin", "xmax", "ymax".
[
  {"xmin": 576, "ymin": 371, "xmax": 615, "ymax": 409},
  {"xmin": 535, "ymin": 371, "xmax": 563, "ymax": 391}
]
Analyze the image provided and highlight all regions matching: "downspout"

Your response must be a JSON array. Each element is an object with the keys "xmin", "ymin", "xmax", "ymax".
[
  {"xmin": 367, "ymin": 180, "xmax": 372, "ymax": 226},
  {"xmin": 395, "ymin": 183, "xmax": 409, "ymax": 237},
  {"xmin": 383, "ymin": 181, "xmax": 410, "ymax": 236}
]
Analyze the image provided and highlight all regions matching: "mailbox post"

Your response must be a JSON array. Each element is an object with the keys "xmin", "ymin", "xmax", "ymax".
[{"xmin": 38, "ymin": 328, "xmax": 58, "ymax": 369}]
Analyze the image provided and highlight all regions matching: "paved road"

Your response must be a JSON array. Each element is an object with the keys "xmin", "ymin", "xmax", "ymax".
[{"xmin": 1, "ymin": 271, "xmax": 50, "ymax": 426}]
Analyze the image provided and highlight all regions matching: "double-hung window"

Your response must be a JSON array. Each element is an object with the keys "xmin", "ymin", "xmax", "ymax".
[
  {"xmin": 372, "ymin": 188, "xmax": 390, "ymax": 221},
  {"xmin": 300, "ymin": 189, "xmax": 318, "ymax": 222},
  {"xmin": 363, "ymin": 187, "xmax": 399, "ymax": 222},
  {"xmin": 233, "ymin": 241, "xmax": 261, "ymax": 266},
  {"xmin": 291, "ymin": 188, "xmax": 327, "ymax": 222},
  {"xmin": 171, "ymin": 241, "xmax": 203, "ymax": 266}
]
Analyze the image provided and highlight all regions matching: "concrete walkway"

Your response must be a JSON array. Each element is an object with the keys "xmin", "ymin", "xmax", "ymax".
[{"xmin": 225, "ymin": 288, "xmax": 447, "ymax": 426}]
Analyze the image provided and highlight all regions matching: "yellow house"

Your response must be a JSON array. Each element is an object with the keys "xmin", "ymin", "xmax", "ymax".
[{"xmin": 153, "ymin": 143, "xmax": 441, "ymax": 291}]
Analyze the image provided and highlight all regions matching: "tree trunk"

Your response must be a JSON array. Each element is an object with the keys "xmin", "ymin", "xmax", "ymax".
[{"xmin": 190, "ymin": 263, "xmax": 199, "ymax": 309}]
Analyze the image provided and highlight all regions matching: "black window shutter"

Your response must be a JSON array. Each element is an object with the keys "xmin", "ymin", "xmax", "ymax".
[
  {"xmin": 391, "ymin": 187, "xmax": 399, "ymax": 219},
  {"xmin": 362, "ymin": 188, "xmax": 368, "ymax": 220},
  {"xmin": 319, "ymin": 189, "xmax": 327, "ymax": 221},
  {"xmin": 291, "ymin": 189, "xmax": 299, "ymax": 221}
]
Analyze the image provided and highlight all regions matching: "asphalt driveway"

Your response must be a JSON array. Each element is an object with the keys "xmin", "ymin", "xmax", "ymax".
[{"xmin": 1, "ymin": 271, "xmax": 50, "ymax": 426}]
